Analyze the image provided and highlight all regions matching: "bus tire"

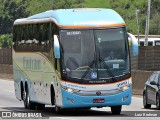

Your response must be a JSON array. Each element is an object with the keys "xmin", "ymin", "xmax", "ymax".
[
  {"xmin": 111, "ymin": 106, "xmax": 122, "ymax": 115},
  {"xmin": 23, "ymin": 84, "xmax": 35, "ymax": 109},
  {"xmin": 51, "ymin": 85, "xmax": 55, "ymax": 105},
  {"xmin": 21, "ymin": 82, "xmax": 24, "ymax": 100},
  {"xmin": 81, "ymin": 107, "xmax": 91, "ymax": 110},
  {"xmin": 55, "ymin": 106, "xmax": 62, "ymax": 114},
  {"xmin": 36, "ymin": 103, "xmax": 45, "ymax": 110}
]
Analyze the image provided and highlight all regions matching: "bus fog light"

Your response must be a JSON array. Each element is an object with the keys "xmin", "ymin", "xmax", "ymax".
[
  {"xmin": 67, "ymin": 98, "xmax": 75, "ymax": 104},
  {"xmin": 122, "ymin": 95, "xmax": 129, "ymax": 101}
]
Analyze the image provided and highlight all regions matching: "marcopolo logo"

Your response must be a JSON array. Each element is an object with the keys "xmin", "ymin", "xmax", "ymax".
[{"xmin": 117, "ymin": 81, "xmax": 128, "ymax": 87}]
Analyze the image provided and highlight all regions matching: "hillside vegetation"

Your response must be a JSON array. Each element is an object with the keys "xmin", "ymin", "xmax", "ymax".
[
  {"xmin": 85, "ymin": 0, "xmax": 160, "ymax": 35},
  {"xmin": 0, "ymin": 0, "xmax": 160, "ymax": 36}
]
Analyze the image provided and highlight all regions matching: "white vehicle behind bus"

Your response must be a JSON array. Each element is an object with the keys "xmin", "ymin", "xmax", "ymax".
[{"xmin": 139, "ymin": 38, "xmax": 160, "ymax": 46}]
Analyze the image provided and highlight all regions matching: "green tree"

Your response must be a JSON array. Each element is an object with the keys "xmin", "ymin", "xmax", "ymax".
[
  {"xmin": 85, "ymin": 0, "xmax": 160, "ymax": 35},
  {"xmin": 26, "ymin": 0, "xmax": 85, "ymax": 15},
  {"xmin": 1, "ymin": 0, "xmax": 160, "ymax": 35},
  {"xmin": 0, "ymin": 0, "xmax": 29, "ymax": 34},
  {"xmin": 0, "ymin": 34, "xmax": 12, "ymax": 48}
]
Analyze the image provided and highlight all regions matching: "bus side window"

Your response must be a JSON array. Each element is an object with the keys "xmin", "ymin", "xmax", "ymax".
[
  {"xmin": 39, "ymin": 24, "xmax": 43, "ymax": 51},
  {"xmin": 46, "ymin": 23, "xmax": 51, "ymax": 51},
  {"xmin": 28, "ymin": 25, "xmax": 32, "ymax": 51},
  {"xmin": 17, "ymin": 26, "xmax": 22, "ymax": 51},
  {"xmin": 42, "ymin": 23, "xmax": 50, "ymax": 52},
  {"xmin": 13, "ymin": 26, "xmax": 17, "ymax": 50},
  {"xmin": 32, "ymin": 24, "xmax": 38, "ymax": 51},
  {"xmin": 35, "ymin": 24, "xmax": 40, "ymax": 52},
  {"xmin": 15, "ymin": 26, "xmax": 19, "ymax": 51},
  {"xmin": 26, "ymin": 24, "xmax": 32, "ymax": 51},
  {"xmin": 21, "ymin": 25, "xmax": 26, "ymax": 51}
]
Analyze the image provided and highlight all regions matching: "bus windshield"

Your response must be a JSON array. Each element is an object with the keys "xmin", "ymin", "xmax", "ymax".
[{"xmin": 60, "ymin": 28, "xmax": 130, "ymax": 84}]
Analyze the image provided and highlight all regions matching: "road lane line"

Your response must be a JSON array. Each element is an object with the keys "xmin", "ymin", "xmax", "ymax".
[
  {"xmin": 132, "ymin": 96, "xmax": 142, "ymax": 99},
  {"xmin": 55, "ymin": 117, "xmax": 77, "ymax": 120},
  {"xmin": 0, "ymin": 89, "xmax": 14, "ymax": 93}
]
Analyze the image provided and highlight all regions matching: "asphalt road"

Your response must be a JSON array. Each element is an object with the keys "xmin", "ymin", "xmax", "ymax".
[{"xmin": 0, "ymin": 79, "xmax": 159, "ymax": 120}]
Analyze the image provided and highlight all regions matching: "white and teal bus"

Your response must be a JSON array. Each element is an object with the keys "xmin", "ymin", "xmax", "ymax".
[{"xmin": 13, "ymin": 8, "xmax": 132, "ymax": 114}]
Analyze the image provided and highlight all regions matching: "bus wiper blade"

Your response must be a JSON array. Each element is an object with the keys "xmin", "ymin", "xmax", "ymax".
[
  {"xmin": 81, "ymin": 60, "xmax": 96, "ymax": 81},
  {"xmin": 99, "ymin": 58, "xmax": 116, "ymax": 82}
]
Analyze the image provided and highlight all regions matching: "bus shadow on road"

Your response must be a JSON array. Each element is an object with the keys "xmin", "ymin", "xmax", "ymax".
[
  {"xmin": 141, "ymin": 107, "xmax": 159, "ymax": 111},
  {"xmin": 44, "ymin": 107, "xmax": 128, "ymax": 117},
  {"xmin": 0, "ymin": 107, "xmax": 128, "ymax": 117}
]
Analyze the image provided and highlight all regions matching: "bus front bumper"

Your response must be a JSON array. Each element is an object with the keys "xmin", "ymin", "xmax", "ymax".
[{"xmin": 61, "ymin": 87, "xmax": 132, "ymax": 108}]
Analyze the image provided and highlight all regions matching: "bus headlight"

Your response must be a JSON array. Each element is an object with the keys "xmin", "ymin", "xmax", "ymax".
[
  {"xmin": 67, "ymin": 88, "xmax": 73, "ymax": 93},
  {"xmin": 121, "ymin": 86, "xmax": 129, "ymax": 91},
  {"xmin": 65, "ymin": 87, "xmax": 80, "ymax": 93},
  {"xmin": 119, "ymin": 85, "xmax": 130, "ymax": 91},
  {"xmin": 61, "ymin": 85, "xmax": 81, "ymax": 93}
]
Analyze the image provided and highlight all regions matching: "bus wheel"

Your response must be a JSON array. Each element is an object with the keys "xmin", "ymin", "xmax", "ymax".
[
  {"xmin": 81, "ymin": 107, "xmax": 91, "ymax": 110},
  {"xmin": 51, "ymin": 85, "xmax": 55, "ymax": 105},
  {"xmin": 36, "ymin": 103, "xmax": 45, "ymax": 110},
  {"xmin": 111, "ymin": 106, "xmax": 122, "ymax": 115},
  {"xmin": 23, "ymin": 86, "xmax": 35, "ymax": 109},
  {"xmin": 55, "ymin": 106, "xmax": 62, "ymax": 114}
]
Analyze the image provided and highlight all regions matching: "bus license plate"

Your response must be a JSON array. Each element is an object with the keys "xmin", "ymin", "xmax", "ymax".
[{"xmin": 93, "ymin": 99, "xmax": 105, "ymax": 103}]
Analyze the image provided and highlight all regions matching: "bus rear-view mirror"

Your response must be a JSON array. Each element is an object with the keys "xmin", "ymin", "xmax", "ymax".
[{"xmin": 54, "ymin": 35, "xmax": 60, "ymax": 59}]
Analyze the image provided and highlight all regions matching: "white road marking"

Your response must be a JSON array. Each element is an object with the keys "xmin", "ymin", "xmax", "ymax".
[
  {"xmin": 0, "ymin": 89, "xmax": 14, "ymax": 93},
  {"xmin": 132, "ymin": 96, "xmax": 142, "ymax": 99},
  {"xmin": 55, "ymin": 117, "xmax": 77, "ymax": 120}
]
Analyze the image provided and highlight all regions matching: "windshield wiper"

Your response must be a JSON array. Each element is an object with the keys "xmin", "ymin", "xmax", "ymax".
[
  {"xmin": 99, "ymin": 57, "xmax": 117, "ymax": 82},
  {"xmin": 81, "ymin": 60, "xmax": 96, "ymax": 81},
  {"xmin": 80, "ymin": 58, "xmax": 116, "ymax": 82}
]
